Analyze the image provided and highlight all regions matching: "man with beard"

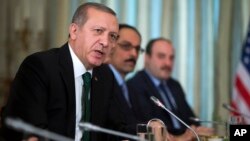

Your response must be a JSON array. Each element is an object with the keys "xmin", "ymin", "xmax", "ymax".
[
  {"xmin": 127, "ymin": 38, "xmax": 214, "ymax": 141},
  {"xmin": 105, "ymin": 24, "xmax": 143, "ymax": 135}
]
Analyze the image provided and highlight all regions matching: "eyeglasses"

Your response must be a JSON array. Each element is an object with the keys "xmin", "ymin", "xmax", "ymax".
[{"xmin": 117, "ymin": 42, "xmax": 144, "ymax": 53}]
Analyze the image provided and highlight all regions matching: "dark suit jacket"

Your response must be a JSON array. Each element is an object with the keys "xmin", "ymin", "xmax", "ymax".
[
  {"xmin": 107, "ymin": 65, "xmax": 140, "ymax": 135},
  {"xmin": 1, "ymin": 43, "xmax": 124, "ymax": 141},
  {"xmin": 127, "ymin": 70, "xmax": 199, "ymax": 135}
]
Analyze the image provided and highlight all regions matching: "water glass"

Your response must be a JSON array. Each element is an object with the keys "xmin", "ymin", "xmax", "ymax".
[{"xmin": 137, "ymin": 124, "xmax": 147, "ymax": 139}]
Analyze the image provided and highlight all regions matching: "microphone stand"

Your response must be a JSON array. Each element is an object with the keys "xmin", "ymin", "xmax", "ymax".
[
  {"xmin": 5, "ymin": 117, "xmax": 74, "ymax": 141},
  {"xmin": 150, "ymin": 96, "xmax": 200, "ymax": 141},
  {"xmin": 222, "ymin": 103, "xmax": 250, "ymax": 119},
  {"xmin": 189, "ymin": 117, "xmax": 229, "ymax": 137},
  {"xmin": 189, "ymin": 117, "xmax": 227, "ymax": 126},
  {"xmin": 79, "ymin": 122, "xmax": 148, "ymax": 141}
]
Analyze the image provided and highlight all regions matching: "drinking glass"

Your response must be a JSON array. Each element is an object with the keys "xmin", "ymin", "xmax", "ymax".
[
  {"xmin": 228, "ymin": 115, "xmax": 244, "ymax": 125},
  {"xmin": 137, "ymin": 124, "xmax": 147, "ymax": 140}
]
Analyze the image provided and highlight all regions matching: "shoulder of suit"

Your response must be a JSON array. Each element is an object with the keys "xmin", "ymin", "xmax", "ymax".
[
  {"xmin": 127, "ymin": 70, "xmax": 148, "ymax": 87},
  {"xmin": 167, "ymin": 77, "xmax": 183, "ymax": 88},
  {"xmin": 26, "ymin": 44, "xmax": 65, "ymax": 60},
  {"xmin": 21, "ymin": 43, "xmax": 68, "ymax": 69},
  {"xmin": 93, "ymin": 64, "xmax": 114, "ymax": 78},
  {"xmin": 94, "ymin": 64, "xmax": 111, "ymax": 72}
]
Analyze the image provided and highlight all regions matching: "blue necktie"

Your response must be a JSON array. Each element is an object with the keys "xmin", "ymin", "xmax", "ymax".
[
  {"xmin": 158, "ymin": 82, "xmax": 181, "ymax": 129},
  {"xmin": 121, "ymin": 82, "xmax": 132, "ymax": 107},
  {"xmin": 159, "ymin": 83, "xmax": 175, "ymax": 110},
  {"xmin": 81, "ymin": 72, "xmax": 91, "ymax": 141}
]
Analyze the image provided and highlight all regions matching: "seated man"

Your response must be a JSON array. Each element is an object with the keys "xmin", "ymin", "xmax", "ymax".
[
  {"xmin": 1, "ymin": 2, "xmax": 124, "ymax": 141},
  {"xmin": 105, "ymin": 23, "xmax": 143, "ymax": 135},
  {"xmin": 127, "ymin": 38, "xmax": 213, "ymax": 141}
]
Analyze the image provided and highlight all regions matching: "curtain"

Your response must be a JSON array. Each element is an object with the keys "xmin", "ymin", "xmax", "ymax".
[{"xmin": 0, "ymin": 0, "xmax": 249, "ymax": 122}]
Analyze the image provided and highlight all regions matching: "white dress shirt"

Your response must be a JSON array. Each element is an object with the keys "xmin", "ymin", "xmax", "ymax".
[{"xmin": 69, "ymin": 44, "xmax": 92, "ymax": 141}]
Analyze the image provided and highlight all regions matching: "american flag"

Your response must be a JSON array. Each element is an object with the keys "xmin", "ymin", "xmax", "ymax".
[{"xmin": 231, "ymin": 23, "xmax": 250, "ymax": 124}]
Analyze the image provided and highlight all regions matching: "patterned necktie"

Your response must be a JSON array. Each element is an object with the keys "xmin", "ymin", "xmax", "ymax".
[{"xmin": 81, "ymin": 72, "xmax": 91, "ymax": 141}]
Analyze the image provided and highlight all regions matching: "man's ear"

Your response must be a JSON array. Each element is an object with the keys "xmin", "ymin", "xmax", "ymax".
[{"xmin": 69, "ymin": 23, "xmax": 78, "ymax": 40}]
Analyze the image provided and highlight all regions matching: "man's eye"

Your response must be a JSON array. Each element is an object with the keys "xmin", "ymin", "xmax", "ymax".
[
  {"xmin": 121, "ymin": 44, "xmax": 131, "ymax": 48},
  {"xmin": 158, "ymin": 54, "xmax": 165, "ymax": 59},
  {"xmin": 110, "ymin": 33, "xmax": 119, "ymax": 42},
  {"xmin": 94, "ymin": 29, "xmax": 103, "ymax": 34}
]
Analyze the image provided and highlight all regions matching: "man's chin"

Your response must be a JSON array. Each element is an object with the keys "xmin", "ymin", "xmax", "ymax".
[
  {"xmin": 159, "ymin": 74, "xmax": 171, "ymax": 80},
  {"xmin": 124, "ymin": 65, "xmax": 135, "ymax": 72},
  {"xmin": 89, "ymin": 61, "xmax": 103, "ymax": 68}
]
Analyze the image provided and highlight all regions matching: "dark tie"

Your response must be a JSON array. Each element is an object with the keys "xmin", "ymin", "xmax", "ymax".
[
  {"xmin": 159, "ymin": 82, "xmax": 175, "ymax": 110},
  {"xmin": 81, "ymin": 72, "xmax": 91, "ymax": 141},
  {"xmin": 121, "ymin": 82, "xmax": 132, "ymax": 107},
  {"xmin": 158, "ymin": 82, "xmax": 181, "ymax": 129}
]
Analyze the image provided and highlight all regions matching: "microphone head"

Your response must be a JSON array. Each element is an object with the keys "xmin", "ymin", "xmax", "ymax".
[
  {"xmin": 79, "ymin": 122, "xmax": 99, "ymax": 131},
  {"xmin": 222, "ymin": 103, "xmax": 230, "ymax": 109},
  {"xmin": 189, "ymin": 117, "xmax": 200, "ymax": 122},
  {"xmin": 150, "ymin": 96, "xmax": 164, "ymax": 107},
  {"xmin": 222, "ymin": 103, "xmax": 237, "ymax": 112}
]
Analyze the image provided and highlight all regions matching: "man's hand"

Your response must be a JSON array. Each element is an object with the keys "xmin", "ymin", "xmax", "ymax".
[
  {"xmin": 23, "ymin": 136, "xmax": 39, "ymax": 141},
  {"xmin": 191, "ymin": 125, "xmax": 214, "ymax": 136},
  {"xmin": 166, "ymin": 129, "xmax": 196, "ymax": 141}
]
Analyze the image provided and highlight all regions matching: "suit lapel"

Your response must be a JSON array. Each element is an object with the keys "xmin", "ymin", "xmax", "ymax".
[
  {"xmin": 114, "ymin": 79, "xmax": 132, "ymax": 112},
  {"xmin": 90, "ymin": 66, "xmax": 109, "ymax": 125},
  {"xmin": 166, "ymin": 79, "xmax": 180, "ymax": 108},
  {"xmin": 59, "ymin": 43, "xmax": 76, "ymax": 135},
  {"xmin": 140, "ymin": 71, "xmax": 165, "ymax": 103}
]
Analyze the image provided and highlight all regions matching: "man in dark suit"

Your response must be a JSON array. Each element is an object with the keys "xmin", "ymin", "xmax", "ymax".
[
  {"xmin": 105, "ymin": 24, "xmax": 143, "ymax": 136},
  {"xmin": 127, "ymin": 38, "xmax": 214, "ymax": 141},
  {"xmin": 1, "ymin": 2, "xmax": 124, "ymax": 141}
]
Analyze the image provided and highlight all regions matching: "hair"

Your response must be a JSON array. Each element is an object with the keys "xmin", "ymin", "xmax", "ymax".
[
  {"xmin": 71, "ymin": 2, "xmax": 116, "ymax": 26},
  {"xmin": 145, "ymin": 37, "xmax": 172, "ymax": 55},
  {"xmin": 119, "ymin": 24, "xmax": 141, "ymax": 39}
]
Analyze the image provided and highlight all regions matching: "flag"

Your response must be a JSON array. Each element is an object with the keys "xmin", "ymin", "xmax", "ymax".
[{"xmin": 231, "ymin": 23, "xmax": 250, "ymax": 124}]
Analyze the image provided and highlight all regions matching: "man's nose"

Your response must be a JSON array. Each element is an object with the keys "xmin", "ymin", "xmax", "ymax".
[
  {"xmin": 130, "ymin": 47, "xmax": 139, "ymax": 57},
  {"xmin": 100, "ymin": 35, "xmax": 109, "ymax": 47}
]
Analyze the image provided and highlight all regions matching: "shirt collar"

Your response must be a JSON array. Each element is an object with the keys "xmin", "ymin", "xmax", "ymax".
[
  {"xmin": 145, "ymin": 69, "xmax": 161, "ymax": 87},
  {"xmin": 68, "ymin": 43, "xmax": 92, "ymax": 78},
  {"xmin": 109, "ymin": 64, "xmax": 124, "ymax": 86}
]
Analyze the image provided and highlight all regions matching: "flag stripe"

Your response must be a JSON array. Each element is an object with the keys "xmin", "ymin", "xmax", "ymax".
[
  {"xmin": 237, "ymin": 63, "xmax": 250, "ymax": 93},
  {"xmin": 235, "ymin": 76, "xmax": 250, "ymax": 108}
]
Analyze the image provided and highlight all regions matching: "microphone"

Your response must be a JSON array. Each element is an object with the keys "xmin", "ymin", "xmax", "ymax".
[
  {"xmin": 189, "ymin": 117, "xmax": 227, "ymax": 126},
  {"xmin": 5, "ymin": 117, "xmax": 74, "ymax": 141},
  {"xmin": 222, "ymin": 103, "xmax": 250, "ymax": 119},
  {"xmin": 150, "ymin": 96, "xmax": 200, "ymax": 141},
  {"xmin": 79, "ymin": 122, "xmax": 148, "ymax": 141}
]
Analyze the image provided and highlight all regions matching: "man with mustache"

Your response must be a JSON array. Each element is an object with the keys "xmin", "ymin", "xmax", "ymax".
[
  {"xmin": 105, "ymin": 24, "xmax": 143, "ymax": 135},
  {"xmin": 127, "ymin": 38, "xmax": 213, "ymax": 141},
  {"xmin": 1, "ymin": 2, "xmax": 124, "ymax": 141}
]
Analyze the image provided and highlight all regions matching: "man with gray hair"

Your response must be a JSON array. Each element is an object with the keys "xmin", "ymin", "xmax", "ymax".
[{"xmin": 1, "ymin": 2, "xmax": 124, "ymax": 141}]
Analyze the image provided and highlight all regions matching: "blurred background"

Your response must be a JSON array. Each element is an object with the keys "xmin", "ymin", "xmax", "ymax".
[{"xmin": 0, "ymin": 0, "xmax": 249, "ymax": 124}]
